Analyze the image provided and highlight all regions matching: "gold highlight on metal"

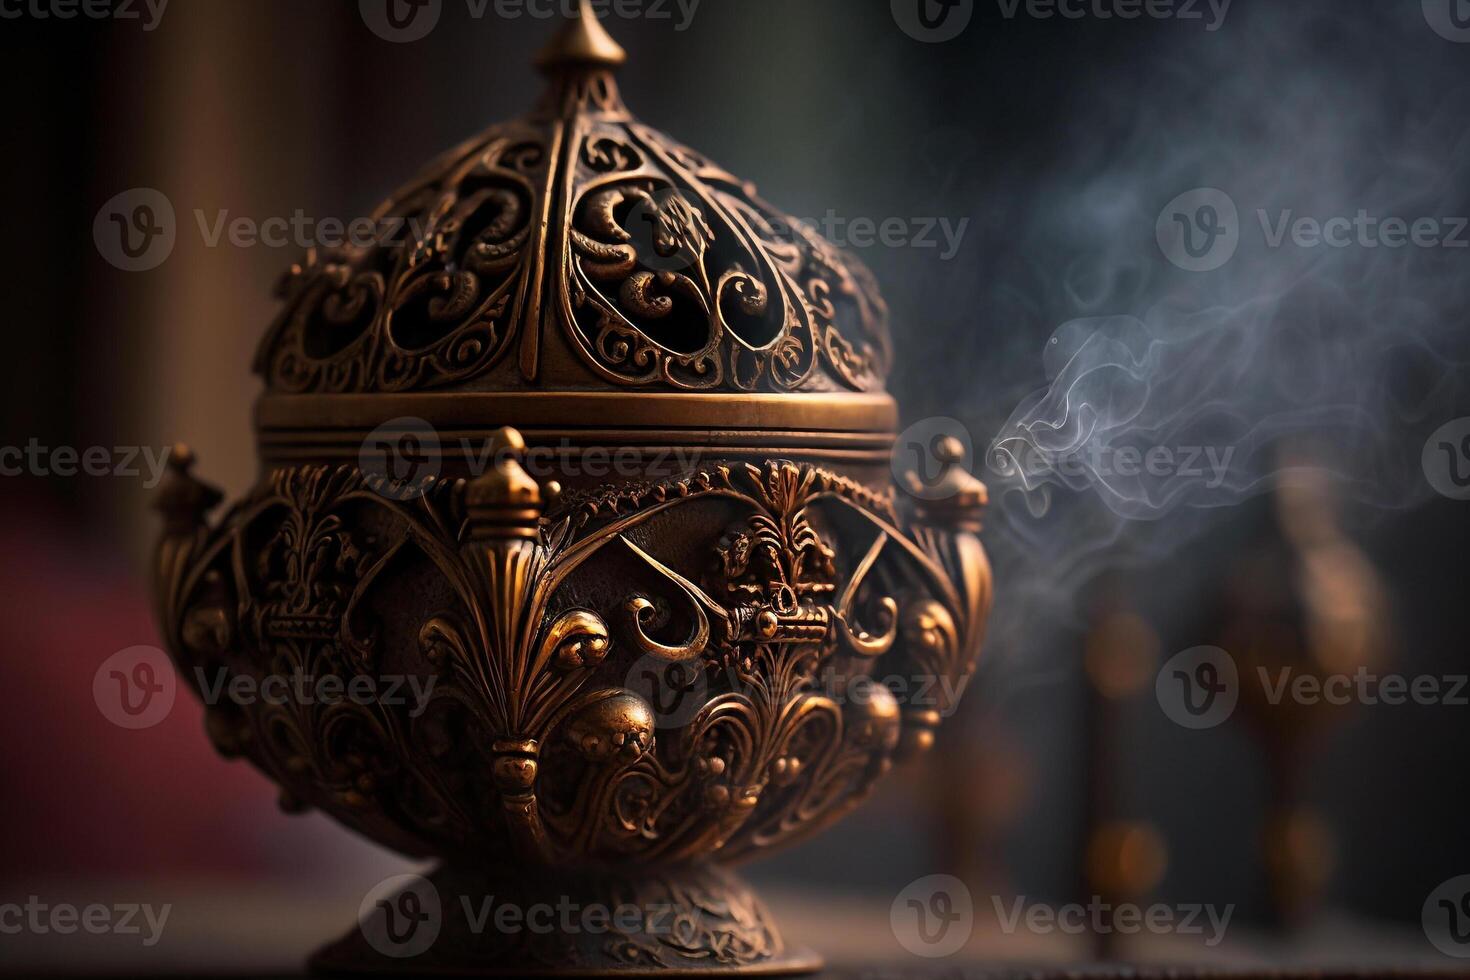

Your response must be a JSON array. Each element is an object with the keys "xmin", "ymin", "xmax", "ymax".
[{"xmin": 536, "ymin": 0, "xmax": 628, "ymax": 71}]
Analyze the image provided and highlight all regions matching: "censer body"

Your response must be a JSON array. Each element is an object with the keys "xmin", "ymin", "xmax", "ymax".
[{"xmin": 153, "ymin": 7, "xmax": 992, "ymax": 974}]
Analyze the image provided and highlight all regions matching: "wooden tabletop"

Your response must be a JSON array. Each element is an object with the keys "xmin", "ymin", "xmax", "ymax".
[{"xmin": 2, "ymin": 878, "xmax": 1465, "ymax": 978}]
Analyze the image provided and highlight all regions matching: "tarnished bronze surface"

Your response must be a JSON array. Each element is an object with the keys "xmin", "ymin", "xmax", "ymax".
[{"xmin": 153, "ymin": 3, "xmax": 993, "ymax": 975}]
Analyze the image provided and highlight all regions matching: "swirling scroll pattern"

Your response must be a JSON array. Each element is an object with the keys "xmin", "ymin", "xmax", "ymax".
[
  {"xmin": 155, "ymin": 455, "xmax": 984, "ymax": 871},
  {"xmin": 254, "ymin": 110, "xmax": 893, "ymax": 394},
  {"xmin": 257, "ymin": 132, "xmax": 547, "ymax": 393}
]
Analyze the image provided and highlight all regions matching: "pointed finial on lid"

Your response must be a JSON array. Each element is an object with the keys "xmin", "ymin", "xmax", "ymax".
[{"xmin": 535, "ymin": 0, "xmax": 627, "ymax": 73}]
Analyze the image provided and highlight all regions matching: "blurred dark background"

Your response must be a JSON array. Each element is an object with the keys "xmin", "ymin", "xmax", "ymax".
[{"xmin": 2, "ymin": 0, "xmax": 1469, "ymax": 972}]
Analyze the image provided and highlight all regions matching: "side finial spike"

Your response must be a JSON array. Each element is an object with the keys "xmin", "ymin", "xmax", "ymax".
[
  {"xmin": 155, "ymin": 444, "xmax": 223, "ymax": 534},
  {"xmin": 465, "ymin": 427, "xmax": 546, "ymax": 542},
  {"xmin": 535, "ymin": 0, "xmax": 627, "ymax": 73}
]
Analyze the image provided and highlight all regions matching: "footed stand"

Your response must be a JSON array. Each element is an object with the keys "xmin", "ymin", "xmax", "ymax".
[{"xmin": 309, "ymin": 863, "xmax": 822, "ymax": 977}]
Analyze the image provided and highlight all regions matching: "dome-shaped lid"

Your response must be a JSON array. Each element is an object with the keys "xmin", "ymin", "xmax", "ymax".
[{"xmin": 255, "ymin": 1, "xmax": 892, "ymax": 397}]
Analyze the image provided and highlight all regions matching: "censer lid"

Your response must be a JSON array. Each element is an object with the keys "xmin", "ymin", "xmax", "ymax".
[{"xmin": 254, "ymin": 0, "xmax": 893, "ymax": 419}]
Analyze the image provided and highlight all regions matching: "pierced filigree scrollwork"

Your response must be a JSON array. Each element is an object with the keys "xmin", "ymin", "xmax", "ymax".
[
  {"xmin": 256, "ymin": 133, "xmax": 547, "ymax": 393},
  {"xmin": 253, "ymin": 76, "xmax": 890, "ymax": 394}
]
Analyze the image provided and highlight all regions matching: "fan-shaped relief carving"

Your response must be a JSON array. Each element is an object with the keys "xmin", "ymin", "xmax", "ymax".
[
  {"xmin": 164, "ymin": 468, "xmax": 483, "ymax": 844},
  {"xmin": 257, "ymin": 130, "xmax": 549, "ymax": 393},
  {"xmin": 535, "ymin": 463, "xmax": 922, "ymax": 863}
]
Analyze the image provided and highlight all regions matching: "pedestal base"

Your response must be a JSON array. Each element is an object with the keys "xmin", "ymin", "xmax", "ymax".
[{"xmin": 308, "ymin": 863, "xmax": 823, "ymax": 977}]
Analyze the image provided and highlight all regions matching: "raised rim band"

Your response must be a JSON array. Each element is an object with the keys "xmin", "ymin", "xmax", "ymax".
[{"xmin": 256, "ymin": 391, "xmax": 900, "ymax": 465}]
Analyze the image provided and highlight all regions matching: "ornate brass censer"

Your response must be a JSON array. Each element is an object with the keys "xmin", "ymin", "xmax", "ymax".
[{"xmin": 153, "ymin": 5, "xmax": 992, "ymax": 975}]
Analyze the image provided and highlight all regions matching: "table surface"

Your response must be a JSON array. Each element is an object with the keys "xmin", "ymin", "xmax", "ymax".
[{"xmin": 2, "ymin": 878, "xmax": 1467, "ymax": 978}]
